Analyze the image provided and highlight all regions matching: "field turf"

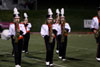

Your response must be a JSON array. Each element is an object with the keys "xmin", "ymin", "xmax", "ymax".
[{"xmin": 0, "ymin": 34, "xmax": 100, "ymax": 67}]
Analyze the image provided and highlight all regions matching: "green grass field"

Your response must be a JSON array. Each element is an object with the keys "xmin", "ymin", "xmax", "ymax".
[{"xmin": 0, "ymin": 34, "xmax": 100, "ymax": 67}]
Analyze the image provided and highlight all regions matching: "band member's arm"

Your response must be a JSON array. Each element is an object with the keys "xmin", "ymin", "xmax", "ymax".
[
  {"xmin": 28, "ymin": 23, "xmax": 32, "ymax": 29},
  {"xmin": 40, "ymin": 25, "xmax": 48, "ymax": 38},
  {"xmin": 53, "ymin": 30, "xmax": 57, "ymax": 36},
  {"xmin": 65, "ymin": 23, "xmax": 71, "ymax": 33},
  {"xmin": 90, "ymin": 18, "xmax": 98, "ymax": 33},
  {"xmin": 52, "ymin": 24, "xmax": 58, "ymax": 36},
  {"xmin": 91, "ymin": 28, "xmax": 97, "ymax": 33},
  {"xmin": 21, "ymin": 24, "xmax": 26, "ymax": 35},
  {"xmin": 8, "ymin": 24, "xmax": 12, "ymax": 37}
]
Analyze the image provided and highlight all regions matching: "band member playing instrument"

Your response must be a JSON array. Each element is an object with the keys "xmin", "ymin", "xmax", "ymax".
[
  {"xmin": 22, "ymin": 13, "xmax": 32, "ymax": 53},
  {"xmin": 8, "ymin": 8, "xmax": 26, "ymax": 67},
  {"xmin": 40, "ymin": 8, "xmax": 57, "ymax": 67},
  {"xmin": 58, "ymin": 8, "xmax": 71, "ymax": 61},
  {"xmin": 91, "ymin": 7, "xmax": 100, "ymax": 62},
  {"xmin": 9, "ymin": 8, "xmax": 18, "ymax": 56},
  {"xmin": 54, "ymin": 9, "xmax": 61, "ymax": 54}
]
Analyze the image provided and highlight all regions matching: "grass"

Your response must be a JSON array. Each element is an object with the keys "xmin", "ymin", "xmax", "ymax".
[{"xmin": 0, "ymin": 34, "xmax": 100, "ymax": 67}]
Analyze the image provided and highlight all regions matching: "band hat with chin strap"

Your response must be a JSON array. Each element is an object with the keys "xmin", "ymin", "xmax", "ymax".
[
  {"xmin": 61, "ymin": 8, "xmax": 65, "ymax": 18},
  {"xmin": 24, "ymin": 13, "xmax": 28, "ymax": 20},
  {"xmin": 13, "ymin": 7, "xmax": 20, "ymax": 19},
  {"xmin": 56, "ymin": 9, "xmax": 60, "ymax": 16},
  {"xmin": 47, "ymin": 8, "xmax": 53, "ymax": 20}
]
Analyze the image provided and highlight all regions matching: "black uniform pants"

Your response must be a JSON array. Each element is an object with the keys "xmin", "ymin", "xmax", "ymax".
[
  {"xmin": 56, "ymin": 35, "xmax": 61, "ymax": 51},
  {"xmin": 59, "ymin": 36, "xmax": 67, "ymax": 59},
  {"xmin": 14, "ymin": 39, "xmax": 23, "ymax": 65},
  {"xmin": 23, "ymin": 32, "xmax": 30, "ymax": 52},
  {"xmin": 96, "ymin": 36, "xmax": 100, "ymax": 58},
  {"xmin": 11, "ymin": 35, "xmax": 15, "ymax": 55},
  {"xmin": 44, "ymin": 36, "xmax": 55, "ymax": 64}
]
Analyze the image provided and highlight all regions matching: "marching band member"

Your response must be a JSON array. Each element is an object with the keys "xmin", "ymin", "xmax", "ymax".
[
  {"xmin": 91, "ymin": 7, "xmax": 100, "ymax": 62},
  {"xmin": 8, "ymin": 8, "xmax": 26, "ymax": 67},
  {"xmin": 40, "ymin": 8, "xmax": 57, "ymax": 67},
  {"xmin": 58, "ymin": 8, "xmax": 71, "ymax": 61},
  {"xmin": 9, "ymin": 8, "xmax": 18, "ymax": 56},
  {"xmin": 22, "ymin": 13, "xmax": 32, "ymax": 53},
  {"xmin": 55, "ymin": 9, "xmax": 61, "ymax": 54}
]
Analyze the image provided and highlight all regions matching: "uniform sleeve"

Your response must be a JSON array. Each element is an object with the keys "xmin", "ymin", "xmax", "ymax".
[
  {"xmin": 8, "ymin": 24, "xmax": 12, "ymax": 36},
  {"xmin": 28, "ymin": 23, "xmax": 32, "ymax": 28},
  {"xmin": 52, "ymin": 24, "xmax": 58, "ymax": 36},
  {"xmin": 90, "ymin": 18, "xmax": 97, "ymax": 29},
  {"xmin": 52, "ymin": 24, "xmax": 58, "ymax": 31},
  {"xmin": 40, "ymin": 25, "xmax": 46, "ymax": 38},
  {"xmin": 65, "ymin": 23, "xmax": 71, "ymax": 33},
  {"xmin": 21, "ymin": 24, "xmax": 26, "ymax": 35}
]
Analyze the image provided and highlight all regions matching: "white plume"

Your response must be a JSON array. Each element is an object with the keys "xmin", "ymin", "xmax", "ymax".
[
  {"xmin": 48, "ymin": 8, "xmax": 53, "ymax": 15},
  {"xmin": 56, "ymin": 9, "xmax": 60, "ymax": 15},
  {"xmin": 13, "ymin": 8, "xmax": 18, "ymax": 12},
  {"xmin": 61, "ymin": 8, "xmax": 64, "ymax": 17},
  {"xmin": 24, "ymin": 13, "xmax": 28, "ymax": 18},
  {"xmin": 13, "ymin": 7, "xmax": 19, "ymax": 14}
]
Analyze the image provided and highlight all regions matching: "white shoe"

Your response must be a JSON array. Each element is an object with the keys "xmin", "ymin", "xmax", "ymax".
[
  {"xmin": 62, "ymin": 58, "xmax": 66, "ymax": 61},
  {"xmin": 25, "ymin": 52, "xmax": 29, "ymax": 54},
  {"xmin": 15, "ymin": 65, "xmax": 21, "ymax": 67},
  {"xmin": 46, "ymin": 62, "xmax": 50, "ymax": 66},
  {"xmin": 22, "ymin": 50, "xmax": 25, "ymax": 53},
  {"xmin": 96, "ymin": 57, "xmax": 100, "ymax": 61},
  {"xmin": 59, "ymin": 56, "xmax": 62, "ymax": 59},
  {"xmin": 12, "ymin": 54, "xmax": 15, "ymax": 56},
  {"xmin": 50, "ymin": 64, "xmax": 54, "ymax": 66},
  {"xmin": 56, "ymin": 50, "xmax": 59, "ymax": 54}
]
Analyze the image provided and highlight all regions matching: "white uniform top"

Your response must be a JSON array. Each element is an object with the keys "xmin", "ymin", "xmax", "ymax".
[
  {"xmin": 8, "ymin": 23, "xmax": 26, "ymax": 36},
  {"xmin": 40, "ymin": 24, "xmax": 57, "ymax": 38},
  {"xmin": 54, "ymin": 23, "xmax": 71, "ymax": 35},
  {"xmin": 25, "ymin": 23, "xmax": 32, "ymax": 32},
  {"xmin": 91, "ymin": 16, "xmax": 99, "ymax": 30}
]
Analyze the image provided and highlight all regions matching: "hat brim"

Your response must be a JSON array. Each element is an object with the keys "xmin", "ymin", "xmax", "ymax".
[
  {"xmin": 48, "ymin": 18, "xmax": 53, "ymax": 20},
  {"xmin": 14, "ymin": 16, "xmax": 20, "ymax": 19}
]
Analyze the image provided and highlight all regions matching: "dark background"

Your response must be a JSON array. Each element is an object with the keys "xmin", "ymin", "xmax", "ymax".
[
  {"xmin": 37, "ymin": 0, "xmax": 99, "ymax": 9},
  {"xmin": 0, "ymin": 0, "xmax": 100, "ymax": 32}
]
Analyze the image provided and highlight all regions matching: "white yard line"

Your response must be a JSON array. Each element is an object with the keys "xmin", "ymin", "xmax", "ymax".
[
  {"xmin": 68, "ymin": 46, "xmax": 96, "ymax": 51},
  {"xmin": 31, "ymin": 58, "xmax": 67, "ymax": 67},
  {"xmin": 24, "ymin": 56, "xmax": 66, "ymax": 67}
]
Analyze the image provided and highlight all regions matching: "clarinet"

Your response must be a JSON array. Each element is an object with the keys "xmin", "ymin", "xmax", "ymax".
[
  {"xmin": 61, "ymin": 22, "xmax": 68, "ymax": 42},
  {"xmin": 61, "ymin": 22, "xmax": 65, "ymax": 42},
  {"xmin": 95, "ymin": 27, "xmax": 100, "ymax": 38},
  {"xmin": 48, "ymin": 24, "xmax": 54, "ymax": 43},
  {"xmin": 14, "ymin": 23, "xmax": 20, "ymax": 44}
]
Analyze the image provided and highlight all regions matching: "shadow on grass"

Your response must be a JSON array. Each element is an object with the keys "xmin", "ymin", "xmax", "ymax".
[
  {"xmin": 67, "ymin": 57, "xmax": 83, "ymax": 61},
  {"xmin": 0, "ymin": 53, "xmax": 13, "ymax": 57},
  {"xmin": 28, "ymin": 51, "xmax": 45, "ymax": 55},
  {"xmin": 0, "ymin": 59, "xmax": 14, "ymax": 63},
  {"xmin": 0, "ymin": 54, "xmax": 14, "ymax": 63},
  {"xmin": 25, "ymin": 53, "xmax": 45, "ymax": 61},
  {"xmin": 22, "ymin": 60, "xmax": 45, "ymax": 67}
]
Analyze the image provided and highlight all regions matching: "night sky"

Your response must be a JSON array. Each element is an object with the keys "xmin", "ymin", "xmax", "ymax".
[{"xmin": 37, "ymin": 0, "xmax": 99, "ymax": 8}]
